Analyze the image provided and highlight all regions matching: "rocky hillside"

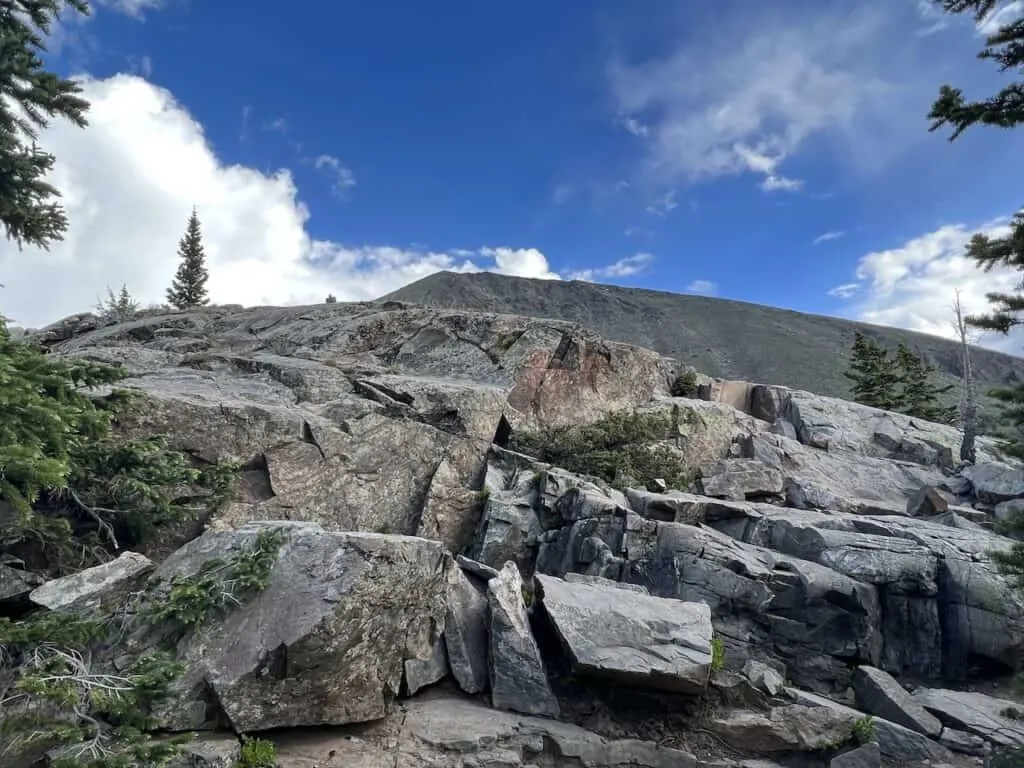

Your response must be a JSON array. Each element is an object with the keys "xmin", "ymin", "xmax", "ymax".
[
  {"xmin": 383, "ymin": 271, "xmax": 1024, "ymax": 418},
  {"xmin": 4, "ymin": 300, "xmax": 1024, "ymax": 768}
]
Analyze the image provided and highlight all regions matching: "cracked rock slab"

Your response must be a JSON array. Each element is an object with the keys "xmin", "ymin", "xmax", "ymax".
[{"xmin": 536, "ymin": 573, "xmax": 713, "ymax": 694}]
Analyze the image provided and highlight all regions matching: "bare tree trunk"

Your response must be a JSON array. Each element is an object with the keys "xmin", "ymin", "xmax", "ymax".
[{"xmin": 953, "ymin": 290, "xmax": 977, "ymax": 464}]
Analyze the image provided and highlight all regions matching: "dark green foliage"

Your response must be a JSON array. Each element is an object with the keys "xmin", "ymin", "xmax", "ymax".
[
  {"xmin": 844, "ymin": 333, "xmax": 956, "ymax": 422},
  {"xmin": 0, "ymin": 0, "xmax": 91, "ymax": 251},
  {"xmin": 142, "ymin": 527, "xmax": 286, "ymax": 628},
  {"xmin": 509, "ymin": 410, "xmax": 694, "ymax": 490},
  {"xmin": 670, "ymin": 369, "xmax": 700, "ymax": 398},
  {"xmin": 844, "ymin": 332, "xmax": 900, "ymax": 410},
  {"xmin": 0, "ymin": 531, "xmax": 285, "ymax": 766},
  {"xmin": 237, "ymin": 736, "xmax": 278, "ymax": 767},
  {"xmin": 95, "ymin": 284, "xmax": 140, "ymax": 324},
  {"xmin": 0, "ymin": 323, "xmax": 236, "ymax": 575},
  {"xmin": 927, "ymin": 0, "xmax": 1024, "ymax": 456},
  {"xmin": 851, "ymin": 716, "xmax": 876, "ymax": 746},
  {"xmin": 894, "ymin": 343, "xmax": 957, "ymax": 422},
  {"xmin": 325, "ymin": 293, "xmax": 337, "ymax": 303},
  {"xmin": 166, "ymin": 207, "xmax": 210, "ymax": 310}
]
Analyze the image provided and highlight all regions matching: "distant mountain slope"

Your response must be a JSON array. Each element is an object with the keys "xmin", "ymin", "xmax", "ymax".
[{"xmin": 382, "ymin": 271, "xmax": 1024, "ymax": 418}]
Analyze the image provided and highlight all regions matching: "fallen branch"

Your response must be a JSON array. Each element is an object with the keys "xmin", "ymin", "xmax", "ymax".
[{"xmin": 64, "ymin": 488, "xmax": 120, "ymax": 550}]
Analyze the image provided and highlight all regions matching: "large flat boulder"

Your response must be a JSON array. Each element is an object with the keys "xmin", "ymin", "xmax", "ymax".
[
  {"xmin": 536, "ymin": 573, "xmax": 713, "ymax": 694},
  {"xmin": 141, "ymin": 521, "xmax": 452, "ymax": 732},
  {"xmin": 913, "ymin": 688, "xmax": 1024, "ymax": 748},
  {"xmin": 852, "ymin": 666, "xmax": 942, "ymax": 737}
]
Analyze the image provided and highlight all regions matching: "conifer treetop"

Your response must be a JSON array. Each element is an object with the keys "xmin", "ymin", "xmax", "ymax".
[
  {"xmin": 0, "ymin": 0, "xmax": 91, "ymax": 250},
  {"xmin": 166, "ymin": 206, "xmax": 210, "ymax": 310}
]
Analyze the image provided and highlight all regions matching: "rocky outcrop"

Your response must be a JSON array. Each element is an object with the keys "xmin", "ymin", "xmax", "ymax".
[{"xmin": 8, "ymin": 302, "xmax": 1024, "ymax": 768}]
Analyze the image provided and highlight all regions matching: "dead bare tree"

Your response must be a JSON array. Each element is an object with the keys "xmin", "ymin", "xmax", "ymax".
[{"xmin": 952, "ymin": 289, "xmax": 978, "ymax": 464}]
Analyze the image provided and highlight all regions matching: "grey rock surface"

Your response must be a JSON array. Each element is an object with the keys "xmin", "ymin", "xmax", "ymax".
[
  {"xmin": 29, "ymin": 551, "xmax": 153, "ymax": 613},
  {"xmin": 141, "ymin": 521, "xmax": 452, "ymax": 732},
  {"xmin": 487, "ymin": 562, "xmax": 559, "ymax": 717},
  {"xmin": 536, "ymin": 573, "xmax": 713, "ymax": 694},
  {"xmin": 852, "ymin": 665, "xmax": 942, "ymax": 737}
]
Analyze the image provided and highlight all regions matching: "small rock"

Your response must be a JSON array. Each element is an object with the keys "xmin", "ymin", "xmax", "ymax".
[
  {"xmin": 29, "ymin": 551, "xmax": 153, "ymax": 613},
  {"xmin": 830, "ymin": 741, "xmax": 881, "ymax": 768},
  {"xmin": 906, "ymin": 486, "xmax": 948, "ymax": 518},
  {"xmin": 939, "ymin": 727, "xmax": 990, "ymax": 756},
  {"xmin": 404, "ymin": 633, "xmax": 449, "ymax": 695},
  {"xmin": 743, "ymin": 659, "xmax": 785, "ymax": 697},
  {"xmin": 456, "ymin": 554, "xmax": 500, "ymax": 582}
]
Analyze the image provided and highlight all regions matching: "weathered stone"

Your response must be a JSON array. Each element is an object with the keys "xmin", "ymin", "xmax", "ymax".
[
  {"xmin": 701, "ymin": 459, "xmax": 784, "ymax": 501},
  {"xmin": 404, "ymin": 633, "xmax": 449, "ymax": 695},
  {"xmin": 537, "ymin": 573, "xmax": 713, "ymax": 694},
  {"xmin": 743, "ymin": 659, "xmax": 785, "ymax": 697},
  {"xmin": 788, "ymin": 688, "xmax": 956, "ymax": 765},
  {"xmin": 563, "ymin": 571, "xmax": 649, "ymax": 593},
  {"xmin": 455, "ymin": 553, "xmax": 500, "ymax": 581},
  {"xmin": 487, "ymin": 562, "xmax": 558, "ymax": 717},
  {"xmin": 0, "ymin": 563, "xmax": 44, "ymax": 606},
  {"xmin": 913, "ymin": 688, "xmax": 1024, "ymax": 748},
  {"xmin": 995, "ymin": 498, "xmax": 1024, "ymax": 522},
  {"xmin": 939, "ymin": 727, "xmax": 990, "ymax": 756},
  {"xmin": 830, "ymin": 741, "xmax": 881, "ymax": 768},
  {"xmin": 852, "ymin": 666, "xmax": 942, "ymax": 737},
  {"xmin": 144, "ymin": 522, "xmax": 452, "ymax": 732},
  {"xmin": 708, "ymin": 706, "xmax": 854, "ymax": 752},
  {"xmin": 29, "ymin": 551, "xmax": 153, "ymax": 613},
  {"xmin": 272, "ymin": 691, "xmax": 701, "ymax": 767},
  {"xmin": 961, "ymin": 463, "xmax": 1024, "ymax": 505},
  {"xmin": 443, "ymin": 563, "xmax": 489, "ymax": 694},
  {"xmin": 907, "ymin": 486, "xmax": 948, "ymax": 517},
  {"xmin": 165, "ymin": 733, "xmax": 242, "ymax": 768}
]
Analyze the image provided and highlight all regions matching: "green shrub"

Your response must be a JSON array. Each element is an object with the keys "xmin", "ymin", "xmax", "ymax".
[
  {"xmin": 508, "ymin": 410, "xmax": 693, "ymax": 490},
  {"xmin": 710, "ymin": 635, "xmax": 725, "ymax": 671},
  {"xmin": 670, "ymin": 369, "xmax": 700, "ymax": 398},
  {"xmin": 237, "ymin": 736, "xmax": 278, "ymax": 767},
  {"xmin": 851, "ymin": 715, "xmax": 875, "ymax": 745}
]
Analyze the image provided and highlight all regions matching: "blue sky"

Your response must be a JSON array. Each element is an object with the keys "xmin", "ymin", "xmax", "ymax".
[{"xmin": 2, "ymin": 0, "xmax": 1022, "ymax": 349}]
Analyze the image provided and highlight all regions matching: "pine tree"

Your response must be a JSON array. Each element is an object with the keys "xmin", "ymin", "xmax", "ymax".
[
  {"xmin": 893, "ymin": 343, "xmax": 956, "ymax": 423},
  {"xmin": 95, "ymin": 282, "xmax": 139, "ymax": 323},
  {"xmin": 166, "ymin": 207, "xmax": 210, "ymax": 309},
  {"xmin": 844, "ymin": 332, "xmax": 900, "ymax": 410},
  {"xmin": 0, "ymin": 0, "xmax": 91, "ymax": 251},
  {"xmin": 928, "ymin": 0, "xmax": 1024, "ymax": 457}
]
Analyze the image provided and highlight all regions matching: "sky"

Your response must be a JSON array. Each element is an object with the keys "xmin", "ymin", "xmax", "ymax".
[{"xmin": 1, "ymin": 0, "xmax": 1023, "ymax": 353}]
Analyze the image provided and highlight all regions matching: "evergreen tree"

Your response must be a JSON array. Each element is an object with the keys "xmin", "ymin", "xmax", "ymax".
[
  {"xmin": 844, "ymin": 332, "xmax": 900, "ymax": 410},
  {"xmin": 166, "ymin": 207, "xmax": 210, "ymax": 309},
  {"xmin": 928, "ymin": 0, "xmax": 1024, "ymax": 456},
  {"xmin": 894, "ymin": 343, "xmax": 956, "ymax": 423},
  {"xmin": 0, "ymin": 0, "xmax": 91, "ymax": 251},
  {"xmin": 95, "ymin": 282, "xmax": 139, "ymax": 323}
]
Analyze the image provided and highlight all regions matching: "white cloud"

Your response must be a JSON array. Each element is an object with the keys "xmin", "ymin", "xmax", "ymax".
[
  {"xmin": 620, "ymin": 116, "xmax": 650, "ymax": 137},
  {"xmin": 645, "ymin": 189, "xmax": 678, "ymax": 216},
  {"xmin": 609, "ymin": 5, "xmax": 912, "ymax": 192},
  {"xmin": 314, "ymin": 154, "xmax": 357, "ymax": 194},
  {"xmin": 978, "ymin": 1, "xmax": 1023, "ymax": 35},
  {"xmin": 569, "ymin": 253, "xmax": 654, "ymax": 282},
  {"xmin": 814, "ymin": 230, "xmax": 847, "ymax": 245},
  {"xmin": 95, "ymin": 0, "xmax": 165, "ymax": 19},
  {"xmin": 830, "ymin": 219, "xmax": 1024, "ymax": 351},
  {"xmin": 686, "ymin": 280, "xmax": 718, "ymax": 296},
  {"xmin": 0, "ymin": 75, "xmax": 563, "ymax": 328}
]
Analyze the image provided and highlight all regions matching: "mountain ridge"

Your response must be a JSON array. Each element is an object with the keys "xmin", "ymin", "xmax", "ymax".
[{"xmin": 382, "ymin": 270, "xmax": 1024, "ymax": 417}]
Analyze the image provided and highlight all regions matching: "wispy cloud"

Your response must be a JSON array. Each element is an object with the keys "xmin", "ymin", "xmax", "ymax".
[
  {"xmin": 569, "ymin": 253, "xmax": 655, "ymax": 282},
  {"xmin": 619, "ymin": 115, "xmax": 650, "ymax": 137},
  {"xmin": 95, "ymin": 0, "xmax": 166, "ymax": 19},
  {"xmin": 814, "ymin": 230, "xmax": 847, "ymax": 245},
  {"xmin": 829, "ymin": 218, "xmax": 1023, "ymax": 350},
  {"xmin": 608, "ymin": 4, "xmax": 922, "ymax": 193},
  {"xmin": 686, "ymin": 279, "xmax": 718, "ymax": 296},
  {"xmin": 978, "ymin": 1, "xmax": 1024, "ymax": 34},
  {"xmin": 314, "ymin": 154, "xmax": 357, "ymax": 195},
  {"xmin": 646, "ymin": 189, "xmax": 678, "ymax": 216}
]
